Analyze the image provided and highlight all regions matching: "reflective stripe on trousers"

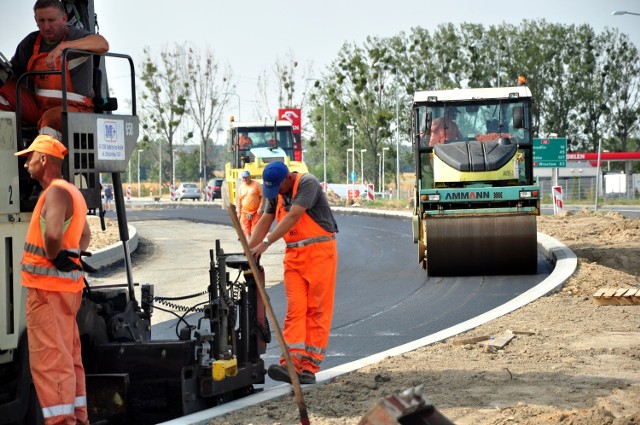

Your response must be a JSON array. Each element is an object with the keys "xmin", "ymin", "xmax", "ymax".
[
  {"xmin": 27, "ymin": 289, "xmax": 88, "ymax": 425},
  {"xmin": 280, "ymin": 238, "xmax": 338, "ymax": 374}
]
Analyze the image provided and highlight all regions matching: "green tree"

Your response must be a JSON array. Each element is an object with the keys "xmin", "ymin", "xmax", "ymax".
[
  {"xmin": 305, "ymin": 21, "xmax": 640, "ymax": 187},
  {"xmin": 256, "ymin": 50, "xmax": 313, "ymax": 119},
  {"xmin": 139, "ymin": 45, "xmax": 191, "ymax": 194},
  {"xmin": 181, "ymin": 44, "xmax": 234, "ymax": 184}
]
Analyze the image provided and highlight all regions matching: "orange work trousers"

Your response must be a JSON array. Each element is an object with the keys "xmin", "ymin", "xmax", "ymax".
[
  {"xmin": 239, "ymin": 211, "xmax": 260, "ymax": 238},
  {"xmin": 279, "ymin": 239, "xmax": 338, "ymax": 374},
  {"xmin": 0, "ymin": 81, "xmax": 91, "ymax": 133},
  {"xmin": 26, "ymin": 288, "xmax": 88, "ymax": 425}
]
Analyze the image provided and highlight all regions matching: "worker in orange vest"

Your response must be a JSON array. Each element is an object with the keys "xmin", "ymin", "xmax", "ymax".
[
  {"xmin": 249, "ymin": 162, "xmax": 338, "ymax": 385},
  {"xmin": 15, "ymin": 135, "xmax": 92, "ymax": 425},
  {"xmin": 0, "ymin": 0, "xmax": 109, "ymax": 138},
  {"xmin": 428, "ymin": 107, "xmax": 463, "ymax": 146},
  {"xmin": 237, "ymin": 170, "xmax": 263, "ymax": 238}
]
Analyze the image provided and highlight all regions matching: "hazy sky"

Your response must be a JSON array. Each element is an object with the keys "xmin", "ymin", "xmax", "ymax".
[{"xmin": 3, "ymin": 0, "xmax": 640, "ymax": 126}]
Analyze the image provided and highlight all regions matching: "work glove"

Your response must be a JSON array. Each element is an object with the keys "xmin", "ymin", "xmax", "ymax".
[
  {"xmin": 51, "ymin": 250, "xmax": 82, "ymax": 272},
  {"xmin": 51, "ymin": 250, "xmax": 98, "ymax": 273},
  {"xmin": 79, "ymin": 251, "xmax": 98, "ymax": 274}
]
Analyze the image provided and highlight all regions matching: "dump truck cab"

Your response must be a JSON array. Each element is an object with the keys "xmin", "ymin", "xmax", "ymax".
[{"xmin": 224, "ymin": 118, "xmax": 308, "ymax": 204}]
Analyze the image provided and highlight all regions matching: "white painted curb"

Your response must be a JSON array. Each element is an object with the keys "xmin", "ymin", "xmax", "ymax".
[{"xmin": 83, "ymin": 224, "xmax": 138, "ymax": 270}]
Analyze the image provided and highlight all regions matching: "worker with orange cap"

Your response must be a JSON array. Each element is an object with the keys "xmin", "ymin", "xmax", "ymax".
[
  {"xmin": 249, "ymin": 161, "xmax": 338, "ymax": 385},
  {"xmin": 15, "ymin": 134, "xmax": 92, "ymax": 424}
]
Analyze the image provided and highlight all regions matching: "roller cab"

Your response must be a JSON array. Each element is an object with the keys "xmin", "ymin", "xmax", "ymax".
[{"xmin": 412, "ymin": 83, "xmax": 540, "ymax": 276}]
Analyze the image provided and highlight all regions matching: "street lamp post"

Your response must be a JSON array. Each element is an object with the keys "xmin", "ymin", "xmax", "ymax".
[
  {"xmin": 137, "ymin": 149, "xmax": 143, "ymax": 198},
  {"xmin": 360, "ymin": 149, "xmax": 367, "ymax": 186},
  {"xmin": 172, "ymin": 149, "xmax": 177, "ymax": 195},
  {"xmin": 395, "ymin": 98, "xmax": 400, "ymax": 199},
  {"xmin": 382, "ymin": 147, "xmax": 389, "ymax": 198},
  {"xmin": 346, "ymin": 148, "xmax": 353, "ymax": 200},
  {"xmin": 394, "ymin": 68, "xmax": 401, "ymax": 200},
  {"xmin": 377, "ymin": 153, "xmax": 382, "ymax": 193},
  {"xmin": 322, "ymin": 100, "xmax": 326, "ymax": 191},
  {"xmin": 199, "ymin": 141, "xmax": 203, "ymax": 190},
  {"xmin": 346, "ymin": 124, "xmax": 355, "ymax": 200},
  {"xmin": 158, "ymin": 141, "xmax": 162, "ymax": 198}
]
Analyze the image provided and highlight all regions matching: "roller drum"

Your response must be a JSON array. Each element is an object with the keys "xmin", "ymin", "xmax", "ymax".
[{"xmin": 426, "ymin": 214, "xmax": 537, "ymax": 276}]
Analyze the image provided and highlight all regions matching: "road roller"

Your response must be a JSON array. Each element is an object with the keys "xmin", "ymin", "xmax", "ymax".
[{"xmin": 412, "ymin": 78, "xmax": 540, "ymax": 276}]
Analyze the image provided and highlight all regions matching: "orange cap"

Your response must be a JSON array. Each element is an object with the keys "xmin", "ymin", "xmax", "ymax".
[{"xmin": 15, "ymin": 135, "xmax": 68, "ymax": 159}]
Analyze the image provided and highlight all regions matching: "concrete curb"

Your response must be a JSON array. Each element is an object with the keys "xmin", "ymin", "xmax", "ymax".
[
  {"xmin": 157, "ymin": 214, "xmax": 577, "ymax": 425},
  {"xmin": 83, "ymin": 225, "xmax": 138, "ymax": 270}
]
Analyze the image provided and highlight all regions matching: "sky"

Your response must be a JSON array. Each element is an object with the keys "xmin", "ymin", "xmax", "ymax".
[{"xmin": 3, "ymin": 0, "xmax": 640, "ymax": 135}]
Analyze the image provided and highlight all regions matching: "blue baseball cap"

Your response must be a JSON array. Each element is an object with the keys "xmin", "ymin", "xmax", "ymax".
[
  {"xmin": 262, "ymin": 162, "xmax": 289, "ymax": 199},
  {"xmin": 241, "ymin": 170, "xmax": 251, "ymax": 178}
]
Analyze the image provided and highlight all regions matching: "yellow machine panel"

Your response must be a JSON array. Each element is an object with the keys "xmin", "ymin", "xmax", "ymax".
[{"xmin": 432, "ymin": 152, "xmax": 520, "ymax": 185}]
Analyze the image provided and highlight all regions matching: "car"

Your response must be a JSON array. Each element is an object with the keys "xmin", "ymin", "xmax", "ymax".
[
  {"xmin": 173, "ymin": 182, "xmax": 201, "ymax": 201},
  {"xmin": 207, "ymin": 178, "xmax": 225, "ymax": 200}
]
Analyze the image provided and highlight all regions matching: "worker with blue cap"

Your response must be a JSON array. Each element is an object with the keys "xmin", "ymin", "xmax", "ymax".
[{"xmin": 249, "ymin": 161, "xmax": 338, "ymax": 385}]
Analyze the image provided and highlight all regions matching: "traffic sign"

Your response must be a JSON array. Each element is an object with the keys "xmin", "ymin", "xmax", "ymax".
[
  {"xmin": 350, "ymin": 170, "xmax": 357, "ymax": 182},
  {"xmin": 533, "ymin": 138, "xmax": 567, "ymax": 167}
]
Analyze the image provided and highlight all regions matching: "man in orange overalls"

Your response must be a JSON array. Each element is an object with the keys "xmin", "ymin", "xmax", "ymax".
[
  {"xmin": 237, "ymin": 170, "xmax": 263, "ymax": 238},
  {"xmin": 15, "ymin": 135, "xmax": 92, "ymax": 424},
  {"xmin": 0, "ymin": 0, "xmax": 109, "ymax": 138},
  {"xmin": 249, "ymin": 162, "xmax": 338, "ymax": 385}
]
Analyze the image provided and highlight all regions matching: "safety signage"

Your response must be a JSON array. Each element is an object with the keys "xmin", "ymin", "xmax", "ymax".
[
  {"xmin": 552, "ymin": 186, "xmax": 564, "ymax": 215},
  {"xmin": 533, "ymin": 138, "xmax": 567, "ymax": 168},
  {"xmin": 350, "ymin": 170, "xmax": 357, "ymax": 182}
]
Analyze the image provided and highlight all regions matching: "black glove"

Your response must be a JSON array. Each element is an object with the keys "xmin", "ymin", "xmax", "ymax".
[
  {"xmin": 51, "ymin": 250, "xmax": 82, "ymax": 272},
  {"xmin": 79, "ymin": 251, "xmax": 98, "ymax": 274}
]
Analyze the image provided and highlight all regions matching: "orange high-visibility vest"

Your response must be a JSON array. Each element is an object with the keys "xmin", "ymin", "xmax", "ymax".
[
  {"xmin": 275, "ymin": 173, "xmax": 335, "ymax": 245},
  {"xmin": 27, "ymin": 32, "xmax": 93, "ymax": 111},
  {"xmin": 21, "ymin": 179, "xmax": 87, "ymax": 292}
]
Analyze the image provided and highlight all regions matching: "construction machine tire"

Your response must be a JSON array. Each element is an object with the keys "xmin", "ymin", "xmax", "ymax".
[{"xmin": 425, "ymin": 214, "xmax": 537, "ymax": 276}]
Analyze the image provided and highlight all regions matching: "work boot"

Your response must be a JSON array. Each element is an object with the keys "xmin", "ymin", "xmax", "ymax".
[
  {"xmin": 267, "ymin": 364, "xmax": 316, "ymax": 385},
  {"xmin": 267, "ymin": 364, "xmax": 292, "ymax": 383},
  {"xmin": 299, "ymin": 370, "xmax": 316, "ymax": 385}
]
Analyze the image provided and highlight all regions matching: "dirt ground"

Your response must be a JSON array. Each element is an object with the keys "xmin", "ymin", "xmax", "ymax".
[{"xmin": 89, "ymin": 209, "xmax": 640, "ymax": 425}]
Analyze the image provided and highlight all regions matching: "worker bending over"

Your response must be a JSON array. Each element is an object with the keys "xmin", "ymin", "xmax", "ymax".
[{"xmin": 249, "ymin": 162, "xmax": 338, "ymax": 385}]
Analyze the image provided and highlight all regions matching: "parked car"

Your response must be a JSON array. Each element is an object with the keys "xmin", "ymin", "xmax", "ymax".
[
  {"xmin": 173, "ymin": 182, "xmax": 201, "ymax": 201},
  {"xmin": 207, "ymin": 178, "xmax": 225, "ymax": 200}
]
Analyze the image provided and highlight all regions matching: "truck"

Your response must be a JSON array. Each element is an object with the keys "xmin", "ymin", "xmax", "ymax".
[
  {"xmin": 0, "ymin": 2, "xmax": 269, "ymax": 423},
  {"xmin": 224, "ymin": 118, "xmax": 308, "ymax": 204},
  {"xmin": 412, "ymin": 78, "xmax": 541, "ymax": 276}
]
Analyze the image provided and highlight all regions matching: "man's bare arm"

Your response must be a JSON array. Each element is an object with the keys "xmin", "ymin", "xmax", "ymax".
[
  {"xmin": 42, "ymin": 186, "xmax": 71, "ymax": 259},
  {"xmin": 79, "ymin": 220, "xmax": 91, "ymax": 252},
  {"xmin": 47, "ymin": 34, "xmax": 109, "ymax": 68}
]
